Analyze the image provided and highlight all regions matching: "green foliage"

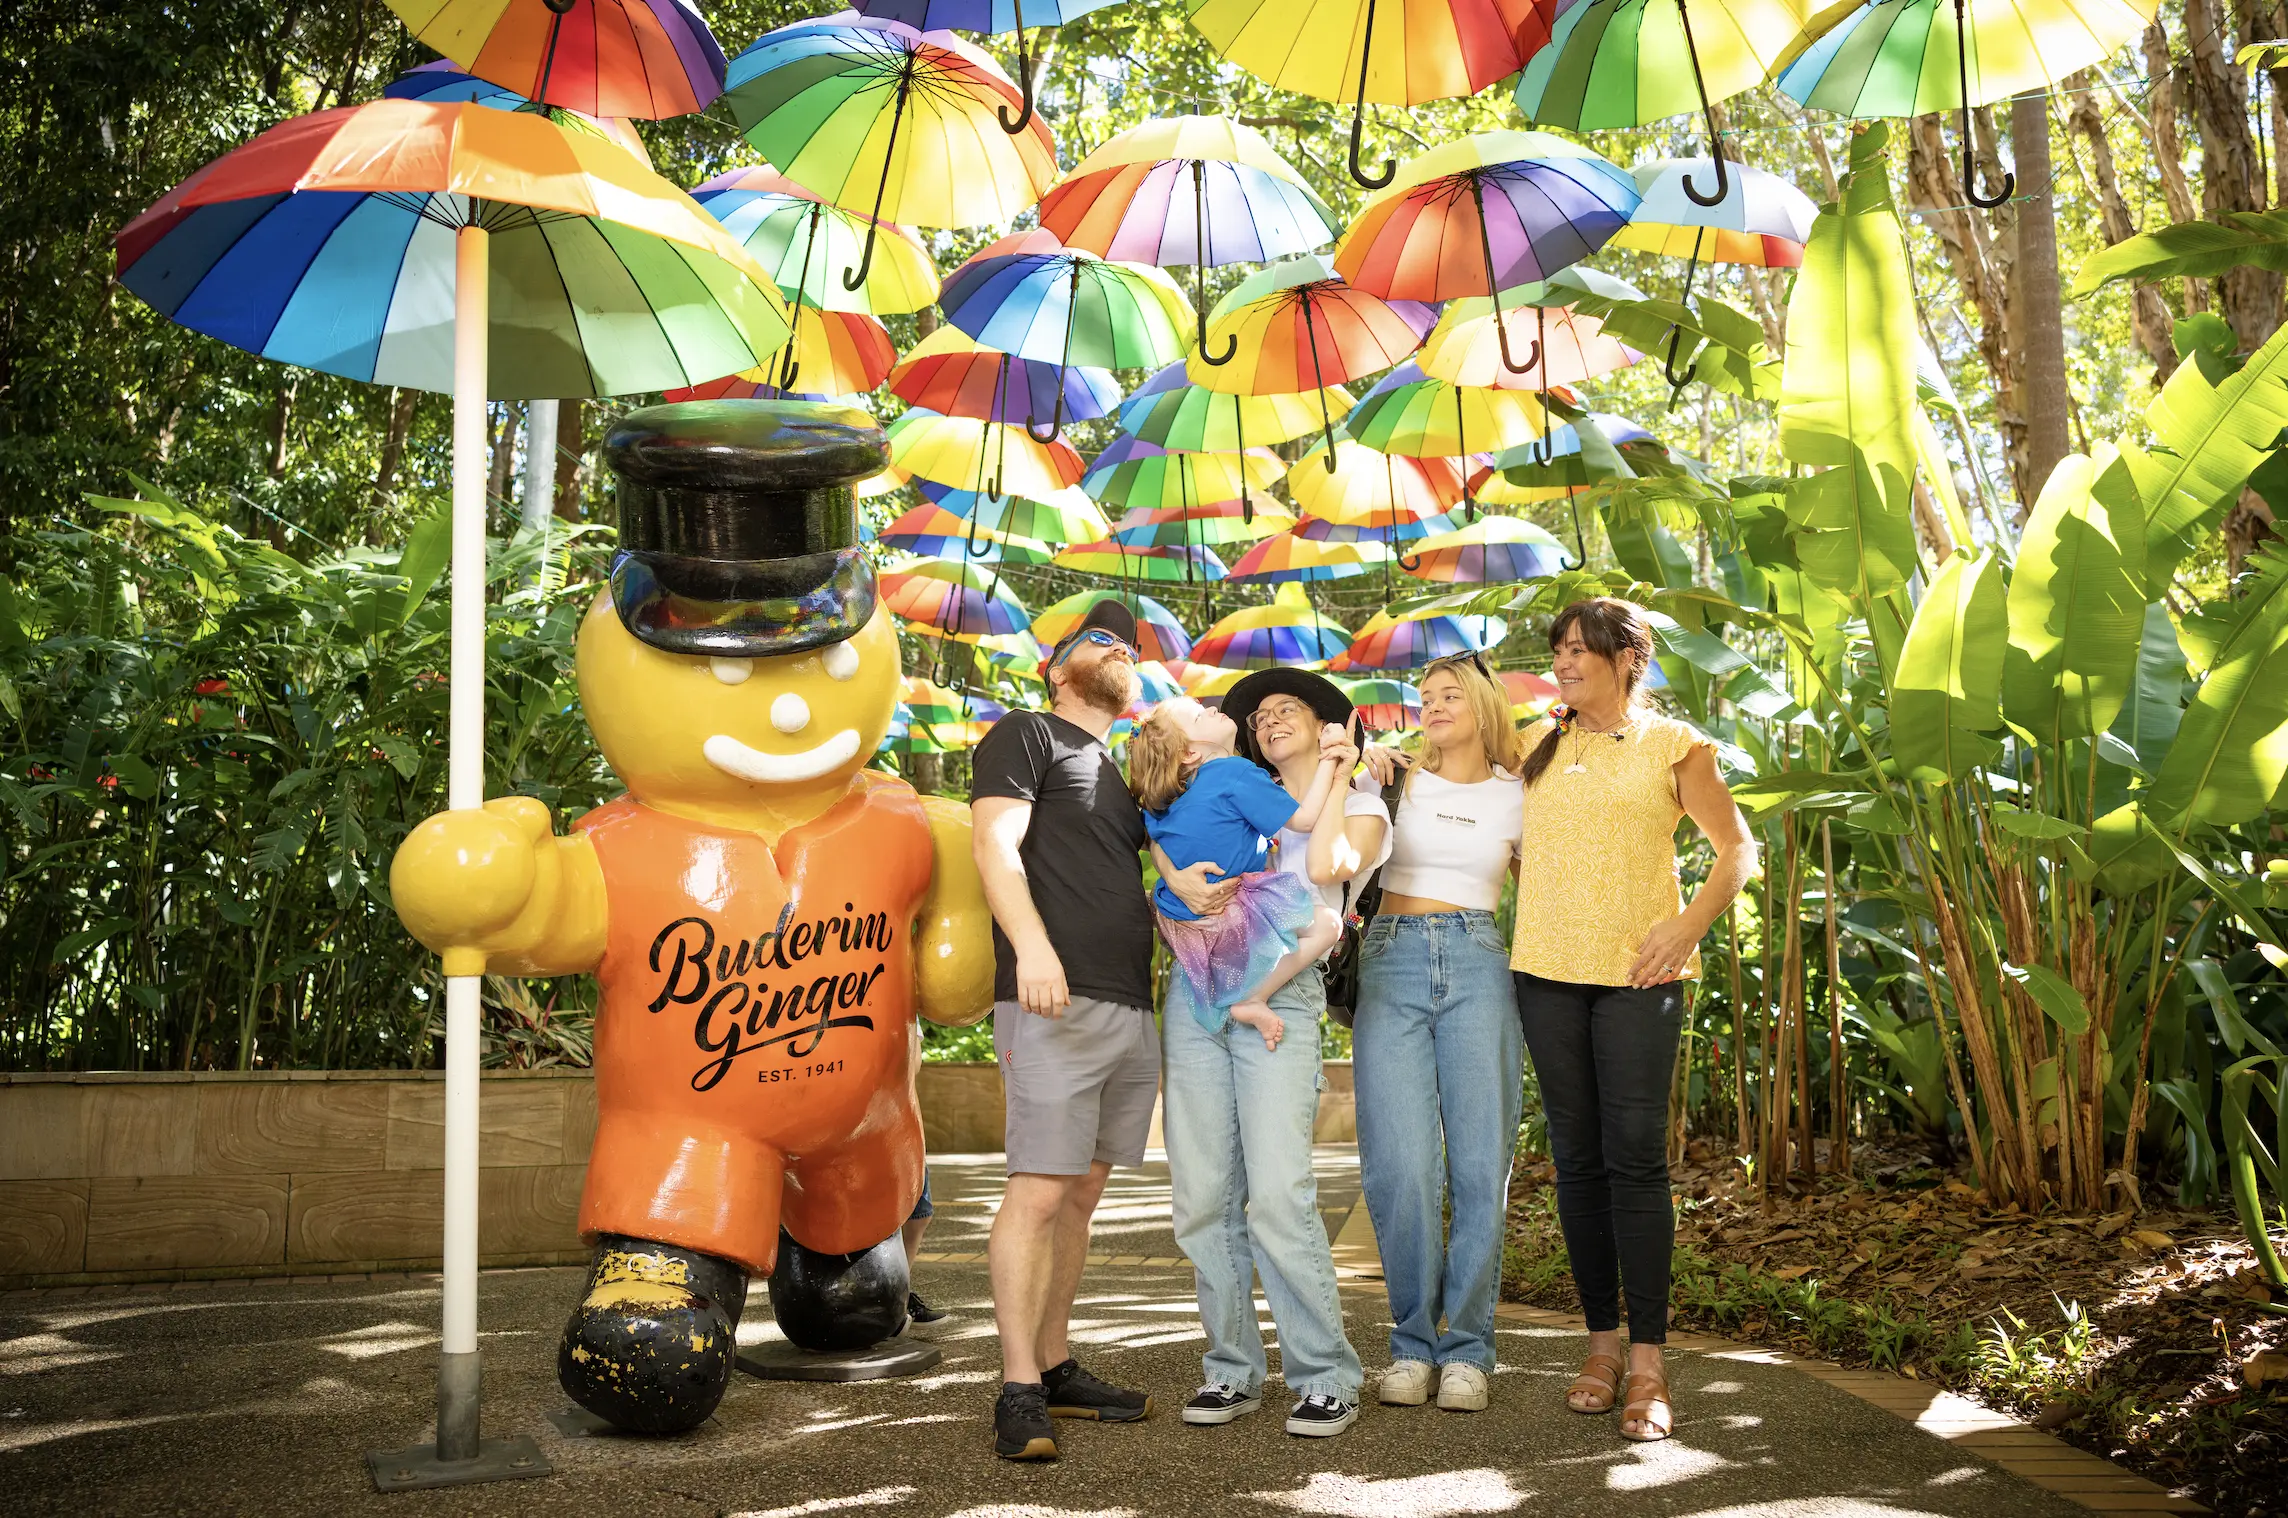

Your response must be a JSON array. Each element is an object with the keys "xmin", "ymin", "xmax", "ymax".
[
  {"xmin": 1890, "ymin": 549, "xmax": 2005, "ymax": 782},
  {"xmin": 2001, "ymin": 452, "xmax": 2148, "ymax": 744}
]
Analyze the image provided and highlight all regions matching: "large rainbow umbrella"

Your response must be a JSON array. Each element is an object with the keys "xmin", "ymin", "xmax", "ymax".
[
  {"xmin": 938, "ymin": 230, "xmax": 1194, "ymax": 440},
  {"xmin": 888, "ymin": 324, "xmax": 1120, "ymax": 424},
  {"xmin": 888, "ymin": 409, "xmax": 1085, "ymax": 497},
  {"xmin": 881, "ymin": 559, "xmax": 1034, "ymax": 639},
  {"xmin": 1116, "ymin": 362, "xmax": 1358, "ymax": 452},
  {"xmin": 1227, "ymin": 530, "xmax": 1394, "ymax": 583},
  {"xmin": 877, "ymin": 503, "xmax": 1057, "ymax": 564},
  {"xmin": 853, "ymin": 1, "xmax": 1127, "ymax": 131},
  {"xmin": 1037, "ymin": 113, "xmax": 1338, "ymax": 360},
  {"xmin": 1338, "ymin": 675, "xmax": 1423, "ymax": 731},
  {"xmin": 1417, "ymin": 296, "xmax": 1640, "ymax": 390},
  {"xmin": 690, "ymin": 165, "xmax": 939, "ymax": 314},
  {"xmin": 1110, "ymin": 497, "xmax": 1295, "ymax": 547},
  {"xmin": 1189, "ymin": 254, "xmax": 1438, "ymax": 464},
  {"xmin": 1504, "ymin": 668, "xmax": 1562, "ymax": 716},
  {"xmin": 1286, "ymin": 437, "xmax": 1465, "ymax": 535},
  {"xmin": 1083, "ymin": 436, "xmax": 1285, "ymax": 511},
  {"xmin": 1344, "ymin": 363, "xmax": 1547, "ymax": 464},
  {"xmin": 1192, "ymin": 585, "xmax": 1352, "ymax": 669},
  {"xmin": 1184, "ymin": 0, "xmax": 1562, "ymax": 187},
  {"xmin": 386, "ymin": 0, "xmax": 727, "ymax": 119},
  {"xmin": 1053, "ymin": 542, "xmax": 1231, "ymax": 582},
  {"xmin": 917, "ymin": 478, "xmax": 1111, "ymax": 543},
  {"xmin": 693, "ymin": 305, "xmax": 894, "ymax": 398},
  {"xmin": 1333, "ymin": 131, "xmax": 1638, "ymax": 376},
  {"xmin": 1777, "ymin": 0, "xmax": 2156, "ymax": 207},
  {"xmin": 1330, "ymin": 607, "xmax": 1509, "ymax": 670},
  {"xmin": 1514, "ymin": 0, "xmax": 1811, "ymax": 206},
  {"xmin": 1404, "ymin": 514, "xmax": 1571, "ymax": 581},
  {"xmin": 1034, "ymin": 588, "xmax": 1196, "ymax": 661},
  {"xmin": 1614, "ymin": 155, "xmax": 1814, "ymax": 383},
  {"xmin": 725, "ymin": 13, "xmax": 1057, "ymax": 290},
  {"xmin": 382, "ymin": 59, "xmax": 654, "ymax": 163}
]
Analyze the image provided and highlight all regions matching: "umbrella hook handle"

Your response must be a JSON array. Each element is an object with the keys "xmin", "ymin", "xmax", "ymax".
[
  {"xmin": 1347, "ymin": 0, "xmax": 1397, "ymax": 189},
  {"xmin": 1192, "ymin": 161, "xmax": 1237, "ymax": 365},
  {"xmin": 1676, "ymin": 0, "xmax": 1731, "ymax": 208},
  {"xmin": 1025, "ymin": 264, "xmax": 1081, "ymax": 443},
  {"xmin": 1559, "ymin": 497, "xmax": 1587, "ymax": 571},
  {"xmin": 1662, "ymin": 249, "xmax": 1700, "ymax": 388},
  {"xmin": 1954, "ymin": 0, "xmax": 2013, "ymax": 209},
  {"xmin": 1471, "ymin": 178, "xmax": 1539, "ymax": 375},
  {"xmin": 845, "ymin": 60, "xmax": 915, "ymax": 291},
  {"xmin": 998, "ymin": 2, "xmax": 1036, "ymax": 135}
]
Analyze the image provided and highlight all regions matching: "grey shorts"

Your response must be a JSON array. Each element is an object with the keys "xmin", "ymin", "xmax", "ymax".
[{"xmin": 993, "ymin": 996, "xmax": 1160, "ymax": 1176}]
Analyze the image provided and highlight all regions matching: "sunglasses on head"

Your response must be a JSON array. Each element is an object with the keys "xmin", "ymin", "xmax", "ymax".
[{"xmin": 1426, "ymin": 649, "xmax": 1496, "ymax": 679}]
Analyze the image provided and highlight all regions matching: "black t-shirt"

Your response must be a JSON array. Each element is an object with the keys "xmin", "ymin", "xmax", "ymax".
[{"xmin": 969, "ymin": 708, "xmax": 1154, "ymax": 1009}]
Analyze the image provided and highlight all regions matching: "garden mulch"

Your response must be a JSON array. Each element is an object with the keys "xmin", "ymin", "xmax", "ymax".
[{"xmin": 1503, "ymin": 1138, "xmax": 2288, "ymax": 1518}]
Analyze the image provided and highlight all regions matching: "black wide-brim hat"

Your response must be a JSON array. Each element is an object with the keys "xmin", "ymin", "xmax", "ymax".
[
  {"xmin": 1224, "ymin": 669, "xmax": 1353, "ymax": 770},
  {"xmin": 604, "ymin": 400, "xmax": 886, "ymax": 658}
]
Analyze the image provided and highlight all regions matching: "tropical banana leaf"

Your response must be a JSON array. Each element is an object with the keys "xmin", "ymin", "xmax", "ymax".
[
  {"xmin": 2147, "ymin": 543, "xmax": 2288, "ymax": 829},
  {"xmin": 1565, "ymin": 291, "xmax": 1776, "ymax": 400},
  {"xmin": 2090, "ymin": 801, "xmax": 2176, "ymax": 894},
  {"xmin": 1891, "ymin": 549, "xmax": 2006, "ymax": 783},
  {"xmin": 2001, "ymin": 449, "xmax": 2147, "ymax": 744},
  {"xmin": 2104, "ymin": 602, "xmax": 2188, "ymax": 775},
  {"xmin": 2127, "ymin": 317, "xmax": 2288, "ymax": 585},
  {"xmin": 2072, "ymin": 210, "xmax": 2288, "ymax": 298},
  {"xmin": 1784, "ymin": 453, "xmax": 1920, "ymax": 610}
]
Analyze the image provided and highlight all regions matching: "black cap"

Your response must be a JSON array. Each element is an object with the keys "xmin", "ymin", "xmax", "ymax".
[
  {"xmin": 604, "ymin": 399, "xmax": 887, "ymax": 658},
  {"xmin": 1224, "ymin": 669, "xmax": 1354, "ymax": 771},
  {"xmin": 1042, "ymin": 595, "xmax": 1141, "ymax": 676}
]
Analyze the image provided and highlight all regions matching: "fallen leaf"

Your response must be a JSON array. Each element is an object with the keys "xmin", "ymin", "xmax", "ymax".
[
  {"xmin": 2244, "ymin": 1350, "xmax": 2288, "ymax": 1389},
  {"xmin": 1772, "ymin": 1264, "xmax": 1815, "ymax": 1281},
  {"xmin": 2133, "ymin": 1229, "xmax": 2178, "ymax": 1252}
]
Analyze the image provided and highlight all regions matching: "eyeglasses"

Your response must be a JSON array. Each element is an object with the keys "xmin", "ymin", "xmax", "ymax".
[{"xmin": 1246, "ymin": 701, "xmax": 1315, "ymax": 732}]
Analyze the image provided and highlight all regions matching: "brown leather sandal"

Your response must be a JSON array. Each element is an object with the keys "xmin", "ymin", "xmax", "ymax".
[
  {"xmin": 1566, "ymin": 1352, "xmax": 1624, "ymax": 1414},
  {"xmin": 1619, "ymin": 1368, "xmax": 1675, "ymax": 1441}
]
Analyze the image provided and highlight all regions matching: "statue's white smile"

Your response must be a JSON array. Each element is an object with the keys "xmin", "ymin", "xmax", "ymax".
[{"xmin": 702, "ymin": 730, "xmax": 860, "ymax": 784}]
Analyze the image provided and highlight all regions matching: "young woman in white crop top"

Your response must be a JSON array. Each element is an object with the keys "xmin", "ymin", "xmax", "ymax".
[{"xmin": 1346, "ymin": 653, "xmax": 1526, "ymax": 1414}]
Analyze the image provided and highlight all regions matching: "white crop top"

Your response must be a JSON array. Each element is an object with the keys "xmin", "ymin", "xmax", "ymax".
[{"xmin": 1379, "ymin": 767, "xmax": 1524, "ymax": 911}]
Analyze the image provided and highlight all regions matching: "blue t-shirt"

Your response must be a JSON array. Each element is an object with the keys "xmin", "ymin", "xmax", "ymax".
[{"xmin": 1143, "ymin": 757, "xmax": 1302, "ymax": 921}]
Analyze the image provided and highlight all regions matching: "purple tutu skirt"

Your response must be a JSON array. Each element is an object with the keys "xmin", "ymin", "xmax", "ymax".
[{"xmin": 1157, "ymin": 868, "xmax": 1318, "ymax": 1027}]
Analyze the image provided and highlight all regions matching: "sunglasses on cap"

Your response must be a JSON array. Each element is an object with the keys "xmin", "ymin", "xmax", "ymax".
[{"xmin": 1051, "ymin": 627, "xmax": 1136, "ymax": 667}]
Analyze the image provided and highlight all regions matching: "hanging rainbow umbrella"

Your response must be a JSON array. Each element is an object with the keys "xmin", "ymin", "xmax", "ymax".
[
  {"xmin": 382, "ymin": 59, "xmax": 654, "ymax": 163},
  {"xmin": 1403, "ymin": 514, "xmax": 1570, "ymax": 581},
  {"xmin": 939, "ymin": 231, "xmax": 1194, "ymax": 440},
  {"xmin": 1227, "ymin": 531, "xmax": 1394, "ymax": 583},
  {"xmin": 881, "ymin": 559, "xmax": 1033, "ymax": 639},
  {"xmin": 1192, "ymin": 585, "xmax": 1352, "ymax": 669},
  {"xmin": 1474, "ymin": 411, "xmax": 1645, "ymax": 503},
  {"xmin": 1514, "ymin": 0, "xmax": 1811, "ymax": 207},
  {"xmin": 1035, "ymin": 588, "xmax": 1195, "ymax": 661},
  {"xmin": 690, "ymin": 165, "xmax": 939, "ymax": 314},
  {"xmin": 1083, "ymin": 437, "xmax": 1285, "ymax": 511},
  {"xmin": 1614, "ymin": 155, "xmax": 1814, "ymax": 383},
  {"xmin": 1502, "ymin": 668, "xmax": 1562, "ymax": 716},
  {"xmin": 1189, "ymin": 254, "xmax": 1438, "ymax": 465},
  {"xmin": 1417, "ymin": 297, "xmax": 1641, "ymax": 391},
  {"xmin": 683, "ymin": 306, "xmax": 893, "ymax": 398},
  {"xmin": 386, "ymin": 0, "xmax": 727, "ymax": 119},
  {"xmin": 1037, "ymin": 113, "xmax": 1338, "ymax": 359},
  {"xmin": 888, "ymin": 324, "xmax": 1121, "ymax": 424},
  {"xmin": 1132, "ymin": 660, "xmax": 1188, "ymax": 705},
  {"xmin": 918, "ymin": 478, "xmax": 1109, "ymax": 543},
  {"xmin": 1184, "ymin": 0, "xmax": 1561, "ymax": 187},
  {"xmin": 908, "ymin": 622, "xmax": 1049, "ymax": 669},
  {"xmin": 1116, "ymin": 362, "xmax": 1358, "ymax": 451},
  {"xmin": 1054, "ymin": 542, "xmax": 1231, "ymax": 582},
  {"xmin": 1109, "ymin": 497, "xmax": 1295, "ymax": 547},
  {"xmin": 1344, "ymin": 363, "xmax": 1547, "ymax": 461},
  {"xmin": 853, "ymin": 1, "xmax": 1125, "ymax": 132},
  {"xmin": 877, "ymin": 503, "xmax": 1057, "ymax": 563},
  {"xmin": 897, "ymin": 674, "xmax": 976, "ymax": 747},
  {"xmin": 1333, "ymin": 131, "xmax": 1638, "ymax": 377},
  {"xmin": 725, "ymin": 13, "xmax": 1057, "ymax": 289},
  {"xmin": 1330, "ymin": 607, "xmax": 1508, "ymax": 671},
  {"xmin": 1286, "ymin": 438, "xmax": 1465, "ymax": 532},
  {"xmin": 1776, "ymin": 0, "xmax": 2156, "ymax": 207},
  {"xmin": 1338, "ymin": 676, "xmax": 1423, "ymax": 731},
  {"xmin": 888, "ymin": 409, "xmax": 1085, "ymax": 497}
]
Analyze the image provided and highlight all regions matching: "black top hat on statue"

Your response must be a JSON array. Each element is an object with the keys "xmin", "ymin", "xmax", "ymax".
[{"xmin": 604, "ymin": 400, "xmax": 887, "ymax": 658}]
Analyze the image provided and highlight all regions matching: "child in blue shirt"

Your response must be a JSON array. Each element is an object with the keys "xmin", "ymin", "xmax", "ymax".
[{"xmin": 1128, "ymin": 696, "xmax": 1355, "ymax": 1049}]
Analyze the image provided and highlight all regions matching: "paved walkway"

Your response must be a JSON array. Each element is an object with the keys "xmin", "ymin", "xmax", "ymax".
[{"xmin": 0, "ymin": 1150, "xmax": 2198, "ymax": 1516}]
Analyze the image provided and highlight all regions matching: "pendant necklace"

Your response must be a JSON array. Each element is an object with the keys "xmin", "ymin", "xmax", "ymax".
[{"xmin": 1563, "ymin": 715, "xmax": 1631, "ymax": 774}]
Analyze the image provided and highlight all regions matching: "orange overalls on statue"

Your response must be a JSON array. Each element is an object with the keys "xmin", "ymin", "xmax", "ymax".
[{"xmin": 573, "ymin": 770, "xmax": 933, "ymax": 1275}]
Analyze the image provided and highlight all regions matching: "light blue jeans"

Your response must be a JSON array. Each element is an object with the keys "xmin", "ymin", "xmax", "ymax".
[
  {"xmin": 1163, "ymin": 969, "xmax": 1362, "ymax": 1402},
  {"xmin": 1352, "ymin": 911, "xmax": 1523, "ymax": 1371}
]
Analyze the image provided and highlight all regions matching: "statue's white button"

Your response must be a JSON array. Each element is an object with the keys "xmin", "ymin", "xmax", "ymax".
[{"xmin": 771, "ymin": 692, "xmax": 811, "ymax": 734}]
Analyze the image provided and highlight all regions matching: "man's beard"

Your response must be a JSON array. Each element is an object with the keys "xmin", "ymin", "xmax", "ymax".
[{"xmin": 1068, "ymin": 655, "xmax": 1137, "ymax": 716}]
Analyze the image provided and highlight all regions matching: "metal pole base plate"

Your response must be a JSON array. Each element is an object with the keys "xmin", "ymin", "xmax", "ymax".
[
  {"xmin": 736, "ymin": 1340, "xmax": 942, "ymax": 1383},
  {"xmin": 366, "ymin": 1435, "xmax": 551, "ymax": 1492}
]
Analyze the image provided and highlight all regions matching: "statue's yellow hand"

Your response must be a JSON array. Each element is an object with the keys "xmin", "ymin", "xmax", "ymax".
[{"xmin": 390, "ymin": 796, "xmax": 559, "ymax": 976}]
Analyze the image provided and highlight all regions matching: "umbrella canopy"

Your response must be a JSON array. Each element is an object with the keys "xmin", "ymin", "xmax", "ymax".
[
  {"xmin": 1226, "ymin": 530, "xmax": 1392, "ymax": 583},
  {"xmin": 887, "ymin": 409, "xmax": 1086, "ymax": 496},
  {"xmin": 1131, "ymin": 660, "xmax": 1189, "ymax": 705},
  {"xmin": 1116, "ymin": 363, "xmax": 1358, "ymax": 450},
  {"xmin": 700, "ymin": 305, "xmax": 894, "ymax": 398},
  {"xmin": 1184, "ymin": 0, "xmax": 1561, "ymax": 187},
  {"xmin": 1614, "ymin": 156, "xmax": 1817, "ymax": 267},
  {"xmin": 1417, "ymin": 296, "xmax": 1641, "ymax": 389},
  {"xmin": 1053, "ymin": 542, "xmax": 1231, "ymax": 581},
  {"xmin": 386, "ymin": 0, "xmax": 727, "ymax": 119},
  {"xmin": 888, "ymin": 324, "xmax": 1121, "ymax": 424},
  {"xmin": 1330, "ymin": 607, "xmax": 1508, "ymax": 670},
  {"xmin": 382, "ymin": 59, "xmax": 653, "ymax": 163},
  {"xmin": 115, "ymin": 99, "xmax": 790, "ymax": 398},
  {"xmin": 1285, "ymin": 438, "xmax": 1465, "ymax": 528},
  {"xmin": 1191, "ymin": 586, "xmax": 1352, "ymax": 669},
  {"xmin": 852, "ymin": 1, "xmax": 1126, "ymax": 132},
  {"xmin": 1344, "ymin": 363, "xmax": 1547, "ymax": 459},
  {"xmin": 690, "ymin": 165, "xmax": 939, "ymax": 313},
  {"xmin": 880, "ymin": 558, "xmax": 1033, "ymax": 638},
  {"xmin": 1338, "ymin": 675, "xmax": 1423, "ymax": 730},
  {"xmin": 725, "ymin": 13, "xmax": 1057, "ymax": 286},
  {"xmin": 907, "ymin": 622, "xmax": 1049, "ymax": 668},
  {"xmin": 1083, "ymin": 437, "xmax": 1285, "ymax": 511},
  {"xmin": 1473, "ymin": 411, "xmax": 1643, "ymax": 502},
  {"xmin": 877, "ymin": 503, "xmax": 1057, "ymax": 563},
  {"xmin": 1403, "ymin": 513, "xmax": 1571, "ymax": 581},
  {"xmin": 1503, "ymin": 668, "xmax": 1562, "ymax": 715},
  {"xmin": 1035, "ymin": 588, "xmax": 1195, "ymax": 661},
  {"xmin": 1776, "ymin": 0, "xmax": 2156, "ymax": 205},
  {"xmin": 1108, "ymin": 497, "xmax": 1295, "ymax": 547},
  {"xmin": 917, "ymin": 478, "xmax": 1112, "ymax": 543}
]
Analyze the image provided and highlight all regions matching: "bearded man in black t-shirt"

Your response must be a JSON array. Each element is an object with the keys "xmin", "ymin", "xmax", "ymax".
[{"xmin": 967, "ymin": 598, "xmax": 1233, "ymax": 1461}]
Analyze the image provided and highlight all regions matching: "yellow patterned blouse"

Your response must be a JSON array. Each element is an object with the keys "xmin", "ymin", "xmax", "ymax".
[{"xmin": 1509, "ymin": 710, "xmax": 1716, "ymax": 987}]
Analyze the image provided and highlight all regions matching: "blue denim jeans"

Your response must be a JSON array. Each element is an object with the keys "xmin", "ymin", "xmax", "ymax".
[
  {"xmin": 1163, "ymin": 969, "xmax": 1362, "ymax": 1402},
  {"xmin": 1352, "ymin": 911, "xmax": 1522, "ymax": 1371}
]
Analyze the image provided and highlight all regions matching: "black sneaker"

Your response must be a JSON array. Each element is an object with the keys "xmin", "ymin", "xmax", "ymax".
[
  {"xmin": 1181, "ymin": 1382, "xmax": 1261, "ymax": 1425},
  {"xmin": 1041, "ymin": 1358, "xmax": 1154, "ymax": 1422},
  {"xmin": 907, "ymin": 1291, "xmax": 948, "ymax": 1324},
  {"xmin": 993, "ymin": 1382, "xmax": 1058, "ymax": 1461},
  {"xmin": 1286, "ymin": 1393, "xmax": 1359, "ymax": 1438}
]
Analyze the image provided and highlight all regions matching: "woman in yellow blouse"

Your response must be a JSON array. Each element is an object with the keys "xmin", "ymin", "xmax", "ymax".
[{"xmin": 1514, "ymin": 597, "xmax": 1756, "ymax": 1443}]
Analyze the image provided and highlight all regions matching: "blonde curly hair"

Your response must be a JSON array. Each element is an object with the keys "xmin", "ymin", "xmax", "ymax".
[{"xmin": 1126, "ymin": 703, "xmax": 1199, "ymax": 814}]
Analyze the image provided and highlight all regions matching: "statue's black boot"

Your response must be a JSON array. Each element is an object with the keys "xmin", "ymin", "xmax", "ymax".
[
  {"xmin": 558, "ymin": 1233, "xmax": 748, "ymax": 1433},
  {"xmin": 768, "ymin": 1229, "xmax": 912, "ymax": 1351}
]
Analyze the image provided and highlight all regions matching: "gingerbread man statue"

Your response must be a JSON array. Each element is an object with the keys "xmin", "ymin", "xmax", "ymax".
[{"xmin": 390, "ymin": 401, "xmax": 993, "ymax": 1434}]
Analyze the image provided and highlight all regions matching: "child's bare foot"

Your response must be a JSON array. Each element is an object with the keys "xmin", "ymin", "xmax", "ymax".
[{"xmin": 1229, "ymin": 1000, "xmax": 1284, "ymax": 1051}]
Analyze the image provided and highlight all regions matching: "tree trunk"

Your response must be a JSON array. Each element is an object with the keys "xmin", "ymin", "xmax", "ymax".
[
  {"xmin": 2064, "ymin": 69, "xmax": 2177, "ymax": 381},
  {"xmin": 553, "ymin": 399, "xmax": 587, "ymax": 520},
  {"xmin": 1905, "ymin": 115, "xmax": 2024, "ymax": 499},
  {"xmin": 486, "ymin": 401, "xmax": 515, "ymax": 527},
  {"xmin": 2183, "ymin": 0, "xmax": 2284, "ymax": 349},
  {"xmin": 522, "ymin": 399, "xmax": 559, "ymax": 541},
  {"xmin": 369, "ymin": 385, "xmax": 416, "ymax": 526},
  {"xmin": 2011, "ymin": 92, "xmax": 2072, "ymax": 512},
  {"xmin": 266, "ymin": 379, "xmax": 295, "ymax": 479},
  {"xmin": 2143, "ymin": 22, "xmax": 2208, "ymax": 319}
]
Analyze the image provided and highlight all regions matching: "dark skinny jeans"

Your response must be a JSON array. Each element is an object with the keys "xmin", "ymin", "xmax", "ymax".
[{"xmin": 1515, "ymin": 971, "xmax": 1686, "ymax": 1344}]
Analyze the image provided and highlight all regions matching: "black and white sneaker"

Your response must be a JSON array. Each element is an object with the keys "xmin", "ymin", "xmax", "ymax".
[
  {"xmin": 1181, "ymin": 1383, "xmax": 1262, "ymax": 1425},
  {"xmin": 1286, "ymin": 1393, "xmax": 1359, "ymax": 1438}
]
